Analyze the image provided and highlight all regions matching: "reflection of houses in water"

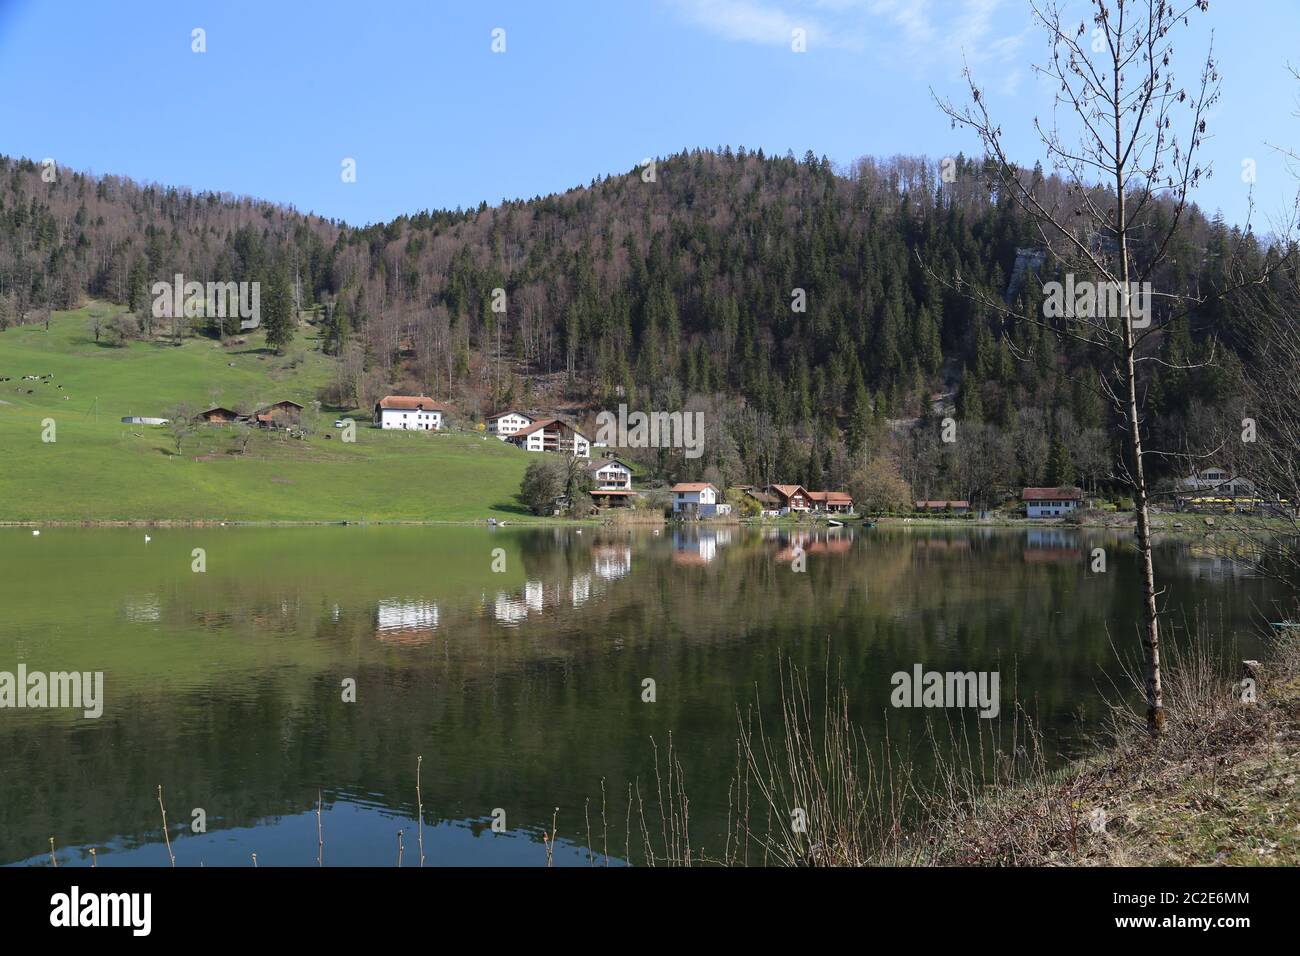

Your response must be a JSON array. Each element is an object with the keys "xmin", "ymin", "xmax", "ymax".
[
  {"xmin": 1022, "ymin": 528, "xmax": 1082, "ymax": 564},
  {"xmin": 375, "ymin": 598, "xmax": 440, "ymax": 644},
  {"xmin": 592, "ymin": 545, "xmax": 632, "ymax": 581},
  {"xmin": 1183, "ymin": 542, "xmax": 1259, "ymax": 579},
  {"xmin": 672, "ymin": 528, "xmax": 721, "ymax": 565},
  {"xmin": 774, "ymin": 529, "xmax": 853, "ymax": 562},
  {"xmin": 491, "ymin": 580, "xmax": 555, "ymax": 627},
  {"xmin": 912, "ymin": 536, "xmax": 972, "ymax": 553},
  {"xmin": 570, "ymin": 573, "xmax": 592, "ymax": 607},
  {"xmin": 494, "ymin": 593, "xmax": 529, "ymax": 625}
]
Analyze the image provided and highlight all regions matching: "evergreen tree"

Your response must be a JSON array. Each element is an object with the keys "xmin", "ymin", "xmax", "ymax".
[
  {"xmin": 263, "ymin": 268, "xmax": 295, "ymax": 353},
  {"xmin": 1047, "ymin": 431, "xmax": 1076, "ymax": 487}
]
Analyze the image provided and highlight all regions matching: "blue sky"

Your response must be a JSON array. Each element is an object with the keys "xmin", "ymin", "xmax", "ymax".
[{"xmin": 0, "ymin": 0, "xmax": 1295, "ymax": 229}]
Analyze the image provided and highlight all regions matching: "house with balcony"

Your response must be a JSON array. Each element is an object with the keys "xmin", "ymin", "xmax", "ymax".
[
  {"xmin": 504, "ymin": 418, "xmax": 591, "ymax": 457},
  {"xmin": 487, "ymin": 410, "xmax": 535, "ymax": 440},
  {"xmin": 766, "ymin": 484, "xmax": 812, "ymax": 515},
  {"xmin": 585, "ymin": 457, "xmax": 637, "ymax": 507}
]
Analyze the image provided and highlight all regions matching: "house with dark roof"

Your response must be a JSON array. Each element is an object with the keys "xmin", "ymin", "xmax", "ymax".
[
  {"xmin": 745, "ymin": 488, "xmax": 781, "ymax": 516},
  {"xmin": 504, "ymin": 418, "xmax": 591, "ymax": 458},
  {"xmin": 198, "ymin": 406, "xmax": 245, "ymax": 425},
  {"xmin": 585, "ymin": 458, "xmax": 637, "ymax": 507},
  {"xmin": 914, "ymin": 499, "xmax": 970, "ymax": 514},
  {"xmin": 486, "ymin": 410, "xmax": 535, "ymax": 440},
  {"xmin": 254, "ymin": 400, "xmax": 304, "ymax": 429}
]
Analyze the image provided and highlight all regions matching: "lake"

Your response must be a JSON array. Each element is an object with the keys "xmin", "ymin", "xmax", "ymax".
[{"xmin": 0, "ymin": 523, "xmax": 1285, "ymax": 866}]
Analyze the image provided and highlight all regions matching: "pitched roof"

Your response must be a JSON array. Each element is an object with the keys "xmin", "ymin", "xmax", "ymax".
[
  {"xmin": 671, "ymin": 482, "xmax": 717, "ymax": 493},
  {"xmin": 1021, "ymin": 487, "xmax": 1083, "ymax": 501},
  {"xmin": 487, "ymin": 410, "xmax": 533, "ymax": 422},
  {"xmin": 807, "ymin": 490, "xmax": 854, "ymax": 502},
  {"xmin": 768, "ymin": 484, "xmax": 809, "ymax": 499},
  {"xmin": 585, "ymin": 458, "xmax": 631, "ymax": 472},
  {"xmin": 510, "ymin": 418, "xmax": 590, "ymax": 441},
  {"xmin": 377, "ymin": 395, "xmax": 445, "ymax": 411}
]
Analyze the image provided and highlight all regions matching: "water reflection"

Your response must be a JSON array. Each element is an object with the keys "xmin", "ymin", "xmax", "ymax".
[{"xmin": 0, "ymin": 523, "xmax": 1292, "ymax": 867}]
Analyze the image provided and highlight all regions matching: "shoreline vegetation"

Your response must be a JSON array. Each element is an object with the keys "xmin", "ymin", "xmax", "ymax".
[
  {"xmin": 43, "ymin": 625, "xmax": 1296, "ymax": 868},
  {"xmin": 608, "ymin": 626, "xmax": 1300, "ymax": 867},
  {"xmin": 1, "ymin": 513, "xmax": 1289, "ymax": 536}
]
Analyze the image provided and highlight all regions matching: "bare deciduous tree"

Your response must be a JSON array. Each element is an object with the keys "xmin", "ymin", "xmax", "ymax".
[{"xmin": 934, "ymin": 0, "xmax": 1248, "ymax": 734}]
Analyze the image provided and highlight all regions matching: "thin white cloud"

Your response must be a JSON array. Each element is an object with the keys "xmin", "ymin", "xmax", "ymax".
[
  {"xmin": 664, "ymin": 0, "xmax": 1026, "ymax": 71},
  {"xmin": 664, "ymin": 0, "xmax": 836, "ymax": 48}
]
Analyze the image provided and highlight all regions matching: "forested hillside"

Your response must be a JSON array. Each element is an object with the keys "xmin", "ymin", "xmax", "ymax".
[{"xmin": 0, "ymin": 149, "xmax": 1271, "ymax": 505}]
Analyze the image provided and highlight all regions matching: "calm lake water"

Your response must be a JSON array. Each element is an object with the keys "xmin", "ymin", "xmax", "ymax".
[{"xmin": 0, "ymin": 523, "xmax": 1287, "ymax": 866}]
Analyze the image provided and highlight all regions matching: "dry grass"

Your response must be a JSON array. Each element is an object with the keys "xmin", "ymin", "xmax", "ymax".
[{"xmin": 608, "ymin": 625, "xmax": 1300, "ymax": 867}]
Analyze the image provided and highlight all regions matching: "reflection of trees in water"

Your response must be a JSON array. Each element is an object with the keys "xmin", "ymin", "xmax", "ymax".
[{"xmin": 0, "ymin": 527, "xmax": 1287, "ymax": 864}]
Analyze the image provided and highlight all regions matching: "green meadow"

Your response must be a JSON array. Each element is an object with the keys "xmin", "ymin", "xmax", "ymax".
[{"xmin": 0, "ymin": 304, "xmax": 536, "ymax": 522}]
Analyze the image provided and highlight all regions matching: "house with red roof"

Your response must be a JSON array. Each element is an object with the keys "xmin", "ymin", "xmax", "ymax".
[
  {"xmin": 807, "ymin": 490, "xmax": 855, "ymax": 514},
  {"xmin": 1021, "ymin": 487, "xmax": 1083, "ymax": 518},
  {"xmin": 375, "ymin": 395, "xmax": 445, "ymax": 430},
  {"xmin": 671, "ymin": 482, "xmax": 721, "ymax": 517},
  {"xmin": 765, "ymin": 484, "xmax": 812, "ymax": 514}
]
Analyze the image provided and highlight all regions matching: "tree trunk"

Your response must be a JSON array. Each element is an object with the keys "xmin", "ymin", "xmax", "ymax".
[{"xmin": 1114, "ymin": 72, "xmax": 1164, "ymax": 736}]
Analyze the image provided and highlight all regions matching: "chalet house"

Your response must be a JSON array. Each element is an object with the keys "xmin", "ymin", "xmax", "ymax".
[
  {"xmin": 1022, "ymin": 487, "xmax": 1083, "ymax": 518},
  {"xmin": 745, "ymin": 489, "xmax": 781, "ymax": 517},
  {"xmin": 586, "ymin": 458, "xmax": 637, "ymax": 508},
  {"xmin": 914, "ymin": 500, "xmax": 970, "ymax": 514},
  {"xmin": 487, "ymin": 410, "xmax": 534, "ymax": 440},
  {"xmin": 807, "ymin": 490, "xmax": 855, "ymax": 514},
  {"xmin": 198, "ymin": 406, "xmax": 243, "ymax": 425},
  {"xmin": 672, "ymin": 482, "xmax": 722, "ymax": 518},
  {"xmin": 766, "ymin": 484, "xmax": 812, "ymax": 515},
  {"xmin": 254, "ymin": 400, "xmax": 304, "ymax": 429},
  {"xmin": 505, "ymin": 418, "xmax": 591, "ymax": 458},
  {"xmin": 1180, "ymin": 467, "xmax": 1255, "ymax": 497},
  {"xmin": 376, "ymin": 396, "xmax": 444, "ymax": 431}
]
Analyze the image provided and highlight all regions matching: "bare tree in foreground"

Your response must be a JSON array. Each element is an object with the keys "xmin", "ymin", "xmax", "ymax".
[{"xmin": 934, "ymin": 0, "xmax": 1249, "ymax": 734}]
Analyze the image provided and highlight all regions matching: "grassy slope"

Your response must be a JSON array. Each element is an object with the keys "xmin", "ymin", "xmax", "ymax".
[{"xmin": 0, "ymin": 304, "xmax": 536, "ymax": 521}]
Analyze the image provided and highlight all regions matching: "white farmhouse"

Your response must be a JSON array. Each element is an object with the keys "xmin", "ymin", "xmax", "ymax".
[
  {"xmin": 671, "ymin": 482, "xmax": 721, "ymax": 517},
  {"xmin": 505, "ymin": 418, "xmax": 591, "ymax": 458},
  {"xmin": 1022, "ymin": 486, "xmax": 1083, "ymax": 518},
  {"xmin": 487, "ymin": 410, "xmax": 535, "ymax": 440},
  {"xmin": 375, "ymin": 395, "xmax": 445, "ymax": 430}
]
